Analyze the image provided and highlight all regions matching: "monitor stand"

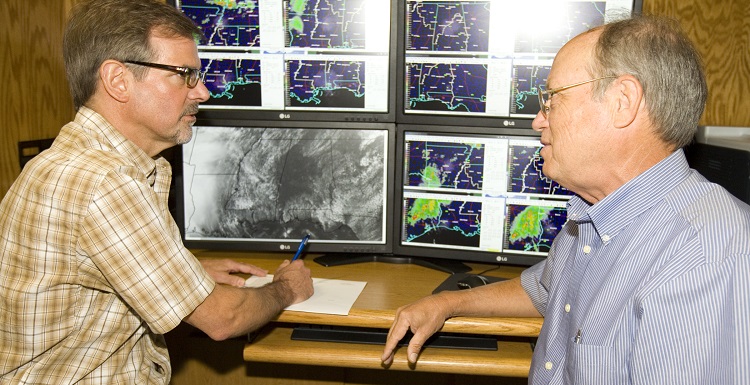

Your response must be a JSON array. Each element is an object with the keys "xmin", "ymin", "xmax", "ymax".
[{"xmin": 313, "ymin": 253, "xmax": 471, "ymax": 275}]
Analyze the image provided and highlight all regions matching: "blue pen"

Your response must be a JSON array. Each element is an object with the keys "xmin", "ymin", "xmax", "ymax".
[{"xmin": 291, "ymin": 234, "xmax": 311, "ymax": 261}]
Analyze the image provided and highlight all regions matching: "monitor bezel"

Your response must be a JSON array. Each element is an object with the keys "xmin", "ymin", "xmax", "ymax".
[
  {"xmin": 168, "ymin": 0, "xmax": 399, "ymax": 124},
  {"xmin": 392, "ymin": 123, "xmax": 564, "ymax": 267},
  {"xmin": 169, "ymin": 119, "xmax": 397, "ymax": 255}
]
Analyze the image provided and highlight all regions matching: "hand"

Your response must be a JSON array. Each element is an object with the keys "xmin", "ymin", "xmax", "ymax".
[
  {"xmin": 272, "ymin": 260, "xmax": 314, "ymax": 304},
  {"xmin": 199, "ymin": 258, "xmax": 268, "ymax": 287},
  {"xmin": 381, "ymin": 294, "xmax": 452, "ymax": 366}
]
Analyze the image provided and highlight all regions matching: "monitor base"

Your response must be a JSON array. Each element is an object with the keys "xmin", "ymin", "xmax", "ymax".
[{"xmin": 313, "ymin": 253, "xmax": 471, "ymax": 275}]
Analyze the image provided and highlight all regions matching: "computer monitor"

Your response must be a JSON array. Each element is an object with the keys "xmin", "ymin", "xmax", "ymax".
[
  {"xmin": 170, "ymin": 0, "xmax": 397, "ymax": 123},
  {"xmin": 392, "ymin": 125, "xmax": 573, "ymax": 267},
  {"xmin": 397, "ymin": 0, "xmax": 643, "ymax": 129},
  {"xmin": 171, "ymin": 120, "xmax": 395, "ymax": 255}
]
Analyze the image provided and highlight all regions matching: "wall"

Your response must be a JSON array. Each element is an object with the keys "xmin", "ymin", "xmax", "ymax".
[
  {"xmin": 1, "ymin": 1, "xmax": 78, "ymax": 196},
  {"xmin": 2, "ymin": 0, "xmax": 749, "ymax": 198}
]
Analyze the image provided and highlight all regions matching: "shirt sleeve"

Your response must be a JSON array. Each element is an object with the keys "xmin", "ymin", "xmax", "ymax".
[
  {"xmin": 521, "ymin": 260, "xmax": 549, "ymax": 316},
  {"xmin": 78, "ymin": 169, "xmax": 215, "ymax": 334}
]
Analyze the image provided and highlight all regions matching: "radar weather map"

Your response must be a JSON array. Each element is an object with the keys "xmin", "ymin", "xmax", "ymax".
[
  {"xmin": 403, "ymin": 197, "xmax": 482, "ymax": 248},
  {"xmin": 201, "ymin": 57, "xmax": 262, "ymax": 107},
  {"xmin": 287, "ymin": 60, "xmax": 365, "ymax": 108},
  {"xmin": 505, "ymin": 203, "xmax": 567, "ymax": 254},
  {"xmin": 407, "ymin": 1, "xmax": 490, "ymax": 52},
  {"xmin": 407, "ymin": 62, "xmax": 488, "ymax": 113},
  {"xmin": 286, "ymin": 0, "xmax": 367, "ymax": 49},
  {"xmin": 402, "ymin": 138, "xmax": 486, "ymax": 248},
  {"xmin": 508, "ymin": 144, "xmax": 572, "ymax": 196},
  {"xmin": 178, "ymin": 0, "xmax": 260, "ymax": 47},
  {"xmin": 405, "ymin": 139, "xmax": 484, "ymax": 191}
]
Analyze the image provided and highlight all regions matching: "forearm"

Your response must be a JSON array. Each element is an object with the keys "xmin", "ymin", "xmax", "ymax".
[
  {"xmin": 185, "ymin": 282, "xmax": 295, "ymax": 340},
  {"xmin": 442, "ymin": 276, "xmax": 541, "ymax": 319}
]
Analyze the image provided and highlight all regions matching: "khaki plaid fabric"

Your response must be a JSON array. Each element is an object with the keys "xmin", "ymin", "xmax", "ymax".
[{"xmin": 0, "ymin": 107, "xmax": 215, "ymax": 384}]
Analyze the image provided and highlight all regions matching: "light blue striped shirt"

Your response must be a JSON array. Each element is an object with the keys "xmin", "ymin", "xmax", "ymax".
[{"xmin": 521, "ymin": 150, "xmax": 750, "ymax": 384}]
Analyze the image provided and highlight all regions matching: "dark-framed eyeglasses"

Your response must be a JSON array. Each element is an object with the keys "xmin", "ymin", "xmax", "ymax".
[
  {"xmin": 537, "ymin": 76, "xmax": 618, "ymax": 118},
  {"xmin": 124, "ymin": 60, "xmax": 203, "ymax": 88}
]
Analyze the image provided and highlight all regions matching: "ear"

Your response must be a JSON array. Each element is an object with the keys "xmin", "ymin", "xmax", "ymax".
[
  {"xmin": 610, "ymin": 75, "xmax": 643, "ymax": 128},
  {"xmin": 99, "ymin": 60, "xmax": 130, "ymax": 103}
]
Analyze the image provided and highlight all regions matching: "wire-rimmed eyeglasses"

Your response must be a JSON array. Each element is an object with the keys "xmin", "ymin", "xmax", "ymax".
[
  {"xmin": 124, "ymin": 60, "xmax": 203, "ymax": 88},
  {"xmin": 537, "ymin": 76, "xmax": 618, "ymax": 118}
]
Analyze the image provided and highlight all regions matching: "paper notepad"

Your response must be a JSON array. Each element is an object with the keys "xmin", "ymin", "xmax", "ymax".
[{"xmin": 244, "ymin": 275, "xmax": 367, "ymax": 316}]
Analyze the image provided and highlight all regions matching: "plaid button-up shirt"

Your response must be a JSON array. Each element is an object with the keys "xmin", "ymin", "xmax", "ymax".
[{"xmin": 0, "ymin": 107, "xmax": 215, "ymax": 384}]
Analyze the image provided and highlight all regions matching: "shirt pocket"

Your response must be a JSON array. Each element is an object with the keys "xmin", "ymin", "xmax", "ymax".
[{"xmin": 568, "ymin": 343, "xmax": 628, "ymax": 384}]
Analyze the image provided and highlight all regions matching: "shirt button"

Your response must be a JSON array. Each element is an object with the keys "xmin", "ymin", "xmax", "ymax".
[
  {"xmin": 583, "ymin": 245, "xmax": 592, "ymax": 254},
  {"xmin": 602, "ymin": 234, "xmax": 611, "ymax": 242},
  {"xmin": 565, "ymin": 304, "xmax": 571, "ymax": 312},
  {"xmin": 545, "ymin": 362, "xmax": 554, "ymax": 370}
]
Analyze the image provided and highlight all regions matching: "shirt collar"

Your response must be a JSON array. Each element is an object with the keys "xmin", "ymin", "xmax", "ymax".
[
  {"xmin": 75, "ymin": 106, "xmax": 159, "ymax": 180},
  {"xmin": 566, "ymin": 150, "xmax": 692, "ymax": 241}
]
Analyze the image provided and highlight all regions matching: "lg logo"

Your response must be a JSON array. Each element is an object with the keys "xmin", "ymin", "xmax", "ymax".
[
  {"xmin": 279, "ymin": 113, "xmax": 291, "ymax": 119},
  {"xmin": 279, "ymin": 244, "xmax": 291, "ymax": 251}
]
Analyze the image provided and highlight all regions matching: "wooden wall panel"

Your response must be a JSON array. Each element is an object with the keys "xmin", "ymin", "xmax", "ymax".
[
  {"xmin": 643, "ymin": 0, "xmax": 750, "ymax": 128},
  {"xmin": 1, "ymin": 0, "xmax": 749, "ymax": 198},
  {"xmin": 0, "ymin": 1, "xmax": 77, "ymax": 195}
]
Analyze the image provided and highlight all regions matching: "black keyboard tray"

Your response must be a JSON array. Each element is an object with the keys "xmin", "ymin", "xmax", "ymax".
[{"xmin": 291, "ymin": 324, "xmax": 497, "ymax": 351}]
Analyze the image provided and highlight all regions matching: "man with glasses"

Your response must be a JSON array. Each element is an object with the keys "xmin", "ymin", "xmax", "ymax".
[
  {"xmin": 0, "ymin": 0, "xmax": 313, "ymax": 383},
  {"xmin": 382, "ymin": 15, "xmax": 750, "ymax": 384}
]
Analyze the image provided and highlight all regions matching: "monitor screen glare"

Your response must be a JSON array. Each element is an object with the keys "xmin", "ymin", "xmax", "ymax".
[{"xmin": 403, "ymin": 0, "xmax": 637, "ymax": 123}]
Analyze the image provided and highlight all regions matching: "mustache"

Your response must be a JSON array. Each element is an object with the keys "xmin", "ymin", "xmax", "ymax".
[{"xmin": 183, "ymin": 104, "xmax": 200, "ymax": 117}]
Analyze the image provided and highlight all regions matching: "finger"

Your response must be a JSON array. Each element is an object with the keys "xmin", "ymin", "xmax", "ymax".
[
  {"xmin": 381, "ymin": 317, "xmax": 409, "ymax": 363},
  {"xmin": 241, "ymin": 264, "xmax": 268, "ymax": 276},
  {"xmin": 406, "ymin": 331, "xmax": 429, "ymax": 364}
]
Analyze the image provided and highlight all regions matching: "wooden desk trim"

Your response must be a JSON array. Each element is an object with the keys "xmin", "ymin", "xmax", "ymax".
[
  {"xmin": 243, "ymin": 326, "xmax": 533, "ymax": 378},
  {"xmin": 272, "ymin": 309, "xmax": 542, "ymax": 337},
  {"xmin": 192, "ymin": 251, "xmax": 542, "ymax": 377}
]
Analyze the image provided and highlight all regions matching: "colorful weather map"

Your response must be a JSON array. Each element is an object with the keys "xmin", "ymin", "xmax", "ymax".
[
  {"xmin": 405, "ymin": 139, "xmax": 484, "ymax": 191},
  {"xmin": 286, "ymin": 0, "xmax": 367, "ymax": 49},
  {"xmin": 407, "ymin": 1, "xmax": 491, "ymax": 52},
  {"xmin": 178, "ymin": 0, "xmax": 260, "ymax": 47},
  {"xmin": 287, "ymin": 59, "xmax": 365, "ymax": 108},
  {"xmin": 507, "ymin": 144, "xmax": 572, "ymax": 196},
  {"xmin": 406, "ymin": 62, "xmax": 488, "ymax": 113},
  {"xmin": 201, "ymin": 57, "xmax": 262, "ymax": 107},
  {"xmin": 505, "ymin": 203, "xmax": 567, "ymax": 253},
  {"xmin": 511, "ymin": 64, "xmax": 551, "ymax": 116},
  {"xmin": 403, "ymin": 197, "xmax": 482, "ymax": 248}
]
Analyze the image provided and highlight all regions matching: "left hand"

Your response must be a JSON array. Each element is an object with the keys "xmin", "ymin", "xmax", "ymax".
[{"xmin": 199, "ymin": 258, "xmax": 268, "ymax": 287}]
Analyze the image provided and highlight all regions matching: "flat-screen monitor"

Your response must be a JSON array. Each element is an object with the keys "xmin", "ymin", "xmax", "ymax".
[
  {"xmin": 397, "ymin": 0, "xmax": 643, "ymax": 129},
  {"xmin": 170, "ymin": 0, "xmax": 397, "ymax": 123},
  {"xmin": 171, "ymin": 120, "xmax": 395, "ymax": 255},
  {"xmin": 392, "ymin": 125, "xmax": 573, "ymax": 267}
]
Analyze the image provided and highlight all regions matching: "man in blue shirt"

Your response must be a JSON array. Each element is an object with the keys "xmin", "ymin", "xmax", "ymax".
[{"xmin": 381, "ymin": 15, "xmax": 750, "ymax": 384}]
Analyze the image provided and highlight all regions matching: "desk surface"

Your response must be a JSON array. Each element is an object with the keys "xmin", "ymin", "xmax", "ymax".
[{"xmin": 192, "ymin": 250, "xmax": 543, "ymax": 377}]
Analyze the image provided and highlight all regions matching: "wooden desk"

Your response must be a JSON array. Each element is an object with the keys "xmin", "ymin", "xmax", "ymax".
[{"xmin": 191, "ymin": 250, "xmax": 543, "ymax": 379}]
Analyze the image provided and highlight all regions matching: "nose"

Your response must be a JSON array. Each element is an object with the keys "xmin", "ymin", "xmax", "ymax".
[
  {"xmin": 191, "ymin": 80, "xmax": 210, "ymax": 103},
  {"xmin": 531, "ymin": 110, "xmax": 547, "ymax": 132}
]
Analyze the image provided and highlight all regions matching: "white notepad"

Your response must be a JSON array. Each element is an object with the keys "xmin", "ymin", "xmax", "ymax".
[{"xmin": 244, "ymin": 275, "xmax": 367, "ymax": 316}]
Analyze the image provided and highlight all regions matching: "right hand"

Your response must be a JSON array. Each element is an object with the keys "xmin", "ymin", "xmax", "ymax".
[
  {"xmin": 381, "ymin": 293, "xmax": 453, "ymax": 366},
  {"xmin": 272, "ymin": 259, "xmax": 314, "ymax": 305}
]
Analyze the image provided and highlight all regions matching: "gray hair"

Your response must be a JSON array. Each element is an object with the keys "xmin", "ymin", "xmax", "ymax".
[
  {"xmin": 589, "ymin": 16, "xmax": 707, "ymax": 149},
  {"xmin": 63, "ymin": 0, "xmax": 203, "ymax": 110}
]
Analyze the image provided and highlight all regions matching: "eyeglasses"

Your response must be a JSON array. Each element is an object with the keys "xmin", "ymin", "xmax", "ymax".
[
  {"xmin": 537, "ymin": 76, "xmax": 618, "ymax": 118},
  {"xmin": 124, "ymin": 60, "xmax": 203, "ymax": 88}
]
